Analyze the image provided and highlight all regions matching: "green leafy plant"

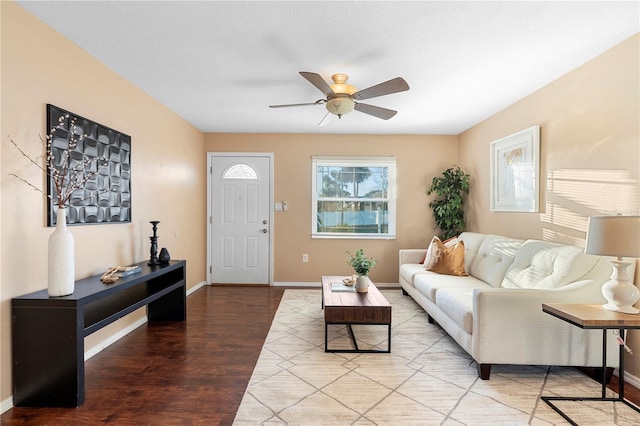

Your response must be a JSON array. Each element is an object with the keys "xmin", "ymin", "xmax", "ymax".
[
  {"xmin": 346, "ymin": 249, "xmax": 376, "ymax": 276},
  {"xmin": 426, "ymin": 166, "xmax": 470, "ymax": 240}
]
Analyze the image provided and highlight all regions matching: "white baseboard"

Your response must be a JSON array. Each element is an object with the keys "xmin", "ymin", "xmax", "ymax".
[
  {"xmin": 1, "ymin": 280, "xmax": 207, "ymax": 414},
  {"xmin": 3, "ymin": 316, "xmax": 150, "ymax": 413},
  {"xmin": 188, "ymin": 280, "xmax": 206, "ymax": 295},
  {"xmin": 84, "ymin": 316, "xmax": 148, "ymax": 361},
  {"xmin": 626, "ymin": 371, "xmax": 640, "ymax": 389},
  {"xmin": 84, "ymin": 281, "xmax": 204, "ymax": 361},
  {"xmin": 0, "ymin": 397, "xmax": 13, "ymax": 415},
  {"xmin": 272, "ymin": 281, "xmax": 400, "ymax": 288},
  {"xmin": 374, "ymin": 282, "xmax": 400, "ymax": 288},
  {"xmin": 272, "ymin": 281, "xmax": 320, "ymax": 287}
]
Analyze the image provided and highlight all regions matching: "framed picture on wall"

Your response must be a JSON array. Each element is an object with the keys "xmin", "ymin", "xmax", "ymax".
[
  {"xmin": 46, "ymin": 104, "xmax": 132, "ymax": 226},
  {"xmin": 490, "ymin": 125, "xmax": 540, "ymax": 212}
]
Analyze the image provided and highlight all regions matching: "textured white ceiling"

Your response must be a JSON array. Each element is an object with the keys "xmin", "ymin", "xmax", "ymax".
[{"xmin": 17, "ymin": 1, "xmax": 640, "ymax": 135}]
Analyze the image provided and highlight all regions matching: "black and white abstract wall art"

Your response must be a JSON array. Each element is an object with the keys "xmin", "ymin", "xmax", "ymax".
[{"xmin": 47, "ymin": 104, "xmax": 132, "ymax": 226}]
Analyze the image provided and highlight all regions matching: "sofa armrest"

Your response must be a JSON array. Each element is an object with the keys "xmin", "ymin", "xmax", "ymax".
[
  {"xmin": 473, "ymin": 280, "xmax": 605, "ymax": 335},
  {"xmin": 399, "ymin": 249, "xmax": 425, "ymax": 266},
  {"xmin": 471, "ymin": 280, "xmax": 617, "ymax": 366}
]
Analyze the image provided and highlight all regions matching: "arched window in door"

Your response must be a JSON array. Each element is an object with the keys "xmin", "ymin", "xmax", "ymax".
[{"xmin": 223, "ymin": 164, "xmax": 258, "ymax": 180}]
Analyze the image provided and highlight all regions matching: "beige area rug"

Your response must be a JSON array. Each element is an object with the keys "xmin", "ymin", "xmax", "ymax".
[{"xmin": 233, "ymin": 289, "xmax": 639, "ymax": 425}]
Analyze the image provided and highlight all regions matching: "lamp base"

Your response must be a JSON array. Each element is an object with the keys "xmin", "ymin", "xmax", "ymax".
[
  {"xmin": 602, "ymin": 302, "xmax": 640, "ymax": 314},
  {"xmin": 601, "ymin": 260, "xmax": 640, "ymax": 315}
]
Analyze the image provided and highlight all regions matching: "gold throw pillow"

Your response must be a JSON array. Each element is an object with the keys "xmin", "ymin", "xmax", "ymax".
[{"xmin": 430, "ymin": 239, "xmax": 467, "ymax": 276}]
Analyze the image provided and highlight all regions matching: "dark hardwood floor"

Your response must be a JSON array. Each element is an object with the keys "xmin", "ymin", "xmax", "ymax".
[
  {"xmin": 2, "ymin": 285, "xmax": 639, "ymax": 425},
  {"xmin": 2, "ymin": 285, "xmax": 285, "ymax": 425}
]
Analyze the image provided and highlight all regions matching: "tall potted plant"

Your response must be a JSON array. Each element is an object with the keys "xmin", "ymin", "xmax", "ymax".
[{"xmin": 426, "ymin": 166, "xmax": 470, "ymax": 240}]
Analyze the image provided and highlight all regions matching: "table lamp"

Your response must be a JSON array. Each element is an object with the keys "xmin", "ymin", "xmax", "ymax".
[{"xmin": 585, "ymin": 215, "xmax": 640, "ymax": 314}]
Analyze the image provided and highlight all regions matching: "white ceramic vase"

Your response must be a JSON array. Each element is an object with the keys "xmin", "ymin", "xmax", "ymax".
[
  {"xmin": 601, "ymin": 260, "xmax": 640, "ymax": 314},
  {"xmin": 48, "ymin": 208, "xmax": 75, "ymax": 297},
  {"xmin": 356, "ymin": 275, "xmax": 370, "ymax": 293}
]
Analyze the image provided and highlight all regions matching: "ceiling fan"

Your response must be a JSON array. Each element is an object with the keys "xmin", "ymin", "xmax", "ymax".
[{"xmin": 269, "ymin": 72, "xmax": 409, "ymax": 120}]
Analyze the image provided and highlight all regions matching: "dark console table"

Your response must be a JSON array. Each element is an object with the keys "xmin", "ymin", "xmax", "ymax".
[{"xmin": 11, "ymin": 260, "xmax": 187, "ymax": 407}]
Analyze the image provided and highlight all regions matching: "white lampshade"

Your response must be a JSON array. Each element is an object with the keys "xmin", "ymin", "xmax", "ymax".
[
  {"xmin": 585, "ymin": 215, "xmax": 640, "ymax": 314},
  {"xmin": 585, "ymin": 216, "xmax": 640, "ymax": 258}
]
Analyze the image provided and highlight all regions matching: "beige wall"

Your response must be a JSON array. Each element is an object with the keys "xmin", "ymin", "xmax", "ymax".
[
  {"xmin": 3, "ymin": 0, "xmax": 640, "ymax": 408},
  {"xmin": 205, "ymin": 133, "xmax": 458, "ymax": 284},
  {"xmin": 458, "ymin": 34, "xmax": 640, "ymax": 378},
  {"xmin": 1, "ymin": 2, "xmax": 206, "ymax": 404}
]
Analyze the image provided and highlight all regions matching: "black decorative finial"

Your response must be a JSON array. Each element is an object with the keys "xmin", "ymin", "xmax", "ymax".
[{"xmin": 148, "ymin": 221, "xmax": 160, "ymax": 265}]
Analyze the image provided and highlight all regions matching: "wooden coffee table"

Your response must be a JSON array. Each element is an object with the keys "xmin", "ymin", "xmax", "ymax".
[{"xmin": 321, "ymin": 275, "xmax": 392, "ymax": 353}]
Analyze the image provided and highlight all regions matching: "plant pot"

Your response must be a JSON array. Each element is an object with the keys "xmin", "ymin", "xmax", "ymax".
[
  {"xmin": 356, "ymin": 275, "xmax": 370, "ymax": 293},
  {"xmin": 48, "ymin": 208, "xmax": 75, "ymax": 297}
]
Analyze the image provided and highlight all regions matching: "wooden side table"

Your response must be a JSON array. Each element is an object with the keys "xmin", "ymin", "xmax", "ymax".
[{"xmin": 542, "ymin": 303, "xmax": 640, "ymax": 425}]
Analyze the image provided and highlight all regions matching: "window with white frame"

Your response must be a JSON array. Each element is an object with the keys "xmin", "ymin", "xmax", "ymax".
[{"xmin": 312, "ymin": 156, "xmax": 396, "ymax": 239}]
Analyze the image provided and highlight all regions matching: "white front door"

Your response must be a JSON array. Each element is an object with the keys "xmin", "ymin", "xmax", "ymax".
[{"xmin": 208, "ymin": 154, "xmax": 272, "ymax": 284}]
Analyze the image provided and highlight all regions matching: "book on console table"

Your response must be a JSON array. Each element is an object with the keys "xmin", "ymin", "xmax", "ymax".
[{"xmin": 114, "ymin": 265, "xmax": 142, "ymax": 278}]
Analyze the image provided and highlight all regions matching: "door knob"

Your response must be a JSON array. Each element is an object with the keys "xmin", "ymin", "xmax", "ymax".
[{"xmin": 260, "ymin": 229, "xmax": 268, "ymax": 234}]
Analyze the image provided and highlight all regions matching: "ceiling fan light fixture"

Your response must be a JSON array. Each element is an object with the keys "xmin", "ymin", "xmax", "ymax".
[
  {"xmin": 329, "ymin": 73, "xmax": 357, "ymax": 96},
  {"xmin": 326, "ymin": 97, "xmax": 355, "ymax": 118}
]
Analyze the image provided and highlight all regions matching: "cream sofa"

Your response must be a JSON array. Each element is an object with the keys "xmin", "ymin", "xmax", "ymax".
[{"xmin": 399, "ymin": 232, "xmax": 622, "ymax": 380}]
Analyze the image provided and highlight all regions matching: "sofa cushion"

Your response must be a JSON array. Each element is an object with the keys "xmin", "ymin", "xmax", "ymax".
[
  {"xmin": 399, "ymin": 263, "xmax": 429, "ymax": 286},
  {"xmin": 469, "ymin": 235, "xmax": 524, "ymax": 287},
  {"xmin": 435, "ymin": 288, "xmax": 474, "ymax": 334},
  {"xmin": 457, "ymin": 232, "xmax": 487, "ymax": 273},
  {"xmin": 414, "ymin": 272, "xmax": 488, "ymax": 303},
  {"xmin": 502, "ymin": 240, "xmax": 600, "ymax": 289}
]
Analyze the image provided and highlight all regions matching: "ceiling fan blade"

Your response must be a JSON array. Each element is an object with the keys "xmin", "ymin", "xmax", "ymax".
[
  {"xmin": 269, "ymin": 99, "xmax": 325, "ymax": 108},
  {"xmin": 299, "ymin": 72, "xmax": 335, "ymax": 97},
  {"xmin": 354, "ymin": 103, "xmax": 398, "ymax": 120},
  {"xmin": 352, "ymin": 77, "xmax": 409, "ymax": 101}
]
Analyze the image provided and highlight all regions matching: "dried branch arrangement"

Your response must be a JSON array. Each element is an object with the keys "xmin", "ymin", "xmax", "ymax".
[{"xmin": 9, "ymin": 114, "xmax": 108, "ymax": 208}]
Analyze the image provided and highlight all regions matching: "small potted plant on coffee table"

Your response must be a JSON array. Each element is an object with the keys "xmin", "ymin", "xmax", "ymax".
[{"xmin": 346, "ymin": 249, "xmax": 376, "ymax": 293}]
